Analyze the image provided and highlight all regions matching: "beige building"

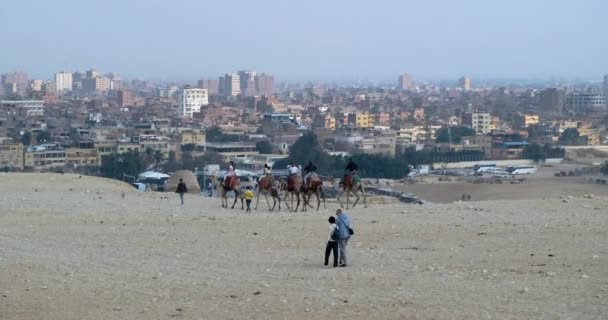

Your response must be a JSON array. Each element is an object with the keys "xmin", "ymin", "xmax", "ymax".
[
  {"xmin": 0, "ymin": 142, "xmax": 25, "ymax": 169},
  {"xmin": 180, "ymin": 130, "xmax": 206, "ymax": 146},
  {"xmin": 458, "ymin": 76, "xmax": 471, "ymax": 91},
  {"xmin": 462, "ymin": 112, "xmax": 491, "ymax": 134},
  {"xmin": 65, "ymin": 148, "xmax": 98, "ymax": 167},
  {"xmin": 24, "ymin": 144, "xmax": 66, "ymax": 170},
  {"xmin": 204, "ymin": 142, "xmax": 258, "ymax": 161},
  {"xmin": 513, "ymin": 113, "xmax": 540, "ymax": 129}
]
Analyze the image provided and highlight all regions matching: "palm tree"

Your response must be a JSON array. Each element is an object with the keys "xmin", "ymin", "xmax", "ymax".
[{"xmin": 153, "ymin": 150, "xmax": 164, "ymax": 171}]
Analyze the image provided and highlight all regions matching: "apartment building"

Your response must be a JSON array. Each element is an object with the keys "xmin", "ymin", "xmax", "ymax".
[{"xmin": 0, "ymin": 142, "xmax": 25, "ymax": 169}]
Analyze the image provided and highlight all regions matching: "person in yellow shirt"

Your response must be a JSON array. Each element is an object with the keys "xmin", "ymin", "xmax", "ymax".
[{"xmin": 244, "ymin": 187, "xmax": 254, "ymax": 212}]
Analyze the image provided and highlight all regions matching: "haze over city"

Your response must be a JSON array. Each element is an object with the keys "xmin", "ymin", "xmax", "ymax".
[{"xmin": 1, "ymin": 0, "xmax": 607, "ymax": 81}]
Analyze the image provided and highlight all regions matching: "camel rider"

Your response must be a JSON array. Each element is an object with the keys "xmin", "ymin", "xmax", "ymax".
[
  {"xmin": 224, "ymin": 161, "xmax": 236, "ymax": 185},
  {"xmin": 345, "ymin": 158, "xmax": 358, "ymax": 175},
  {"xmin": 263, "ymin": 163, "xmax": 272, "ymax": 177},
  {"xmin": 288, "ymin": 164, "xmax": 299, "ymax": 176},
  {"xmin": 304, "ymin": 161, "xmax": 317, "ymax": 186}
]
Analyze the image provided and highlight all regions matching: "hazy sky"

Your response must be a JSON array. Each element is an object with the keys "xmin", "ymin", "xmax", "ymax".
[{"xmin": 1, "ymin": 0, "xmax": 606, "ymax": 81}]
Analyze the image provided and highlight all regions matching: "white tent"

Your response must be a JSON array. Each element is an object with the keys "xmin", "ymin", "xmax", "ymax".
[{"xmin": 138, "ymin": 171, "xmax": 170, "ymax": 180}]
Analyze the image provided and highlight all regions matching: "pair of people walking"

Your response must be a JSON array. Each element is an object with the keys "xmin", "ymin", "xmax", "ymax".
[{"xmin": 325, "ymin": 209, "xmax": 352, "ymax": 268}]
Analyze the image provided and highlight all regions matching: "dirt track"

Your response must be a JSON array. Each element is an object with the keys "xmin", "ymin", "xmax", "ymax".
[{"xmin": 1, "ymin": 173, "xmax": 607, "ymax": 319}]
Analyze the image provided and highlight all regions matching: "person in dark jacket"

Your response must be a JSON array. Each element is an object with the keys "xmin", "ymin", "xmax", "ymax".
[
  {"xmin": 304, "ymin": 161, "xmax": 317, "ymax": 186},
  {"xmin": 345, "ymin": 158, "xmax": 358, "ymax": 174},
  {"xmin": 176, "ymin": 178, "xmax": 188, "ymax": 205}
]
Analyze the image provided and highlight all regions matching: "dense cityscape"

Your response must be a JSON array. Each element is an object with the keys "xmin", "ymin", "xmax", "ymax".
[{"xmin": 1, "ymin": 68, "xmax": 607, "ymax": 179}]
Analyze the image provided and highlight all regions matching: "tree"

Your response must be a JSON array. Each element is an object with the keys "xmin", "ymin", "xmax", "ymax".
[
  {"xmin": 205, "ymin": 126, "xmax": 240, "ymax": 143},
  {"xmin": 100, "ymin": 151, "xmax": 145, "ymax": 180},
  {"xmin": 153, "ymin": 150, "xmax": 164, "ymax": 170},
  {"xmin": 559, "ymin": 128, "xmax": 583, "ymax": 145},
  {"xmin": 36, "ymin": 130, "xmax": 51, "ymax": 143},
  {"xmin": 523, "ymin": 143, "xmax": 546, "ymax": 163},
  {"xmin": 181, "ymin": 143, "xmax": 195, "ymax": 152},
  {"xmin": 255, "ymin": 140, "xmax": 274, "ymax": 154},
  {"xmin": 601, "ymin": 161, "xmax": 608, "ymax": 176},
  {"xmin": 436, "ymin": 126, "xmax": 477, "ymax": 143},
  {"xmin": 21, "ymin": 131, "xmax": 31, "ymax": 146},
  {"xmin": 163, "ymin": 151, "xmax": 180, "ymax": 173}
]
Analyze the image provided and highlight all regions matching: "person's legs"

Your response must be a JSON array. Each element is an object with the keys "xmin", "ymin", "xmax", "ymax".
[
  {"xmin": 324, "ymin": 242, "xmax": 332, "ymax": 266},
  {"xmin": 179, "ymin": 193, "xmax": 184, "ymax": 204},
  {"xmin": 246, "ymin": 199, "xmax": 251, "ymax": 212},
  {"xmin": 331, "ymin": 241, "xmax": 339, "ymax": 267},
  {"xmin": 338, "ymin": 239, "xmax": 348, "ymax": 266}
]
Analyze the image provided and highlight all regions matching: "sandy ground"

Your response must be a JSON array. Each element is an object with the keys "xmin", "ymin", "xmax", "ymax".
[
  {"xmin": 1, "ymin": 173, "xmax": 607, "ymax": 320},
  {"xmin": 392, "ymin": 164, "xmax": 608, "ymax": 203}
]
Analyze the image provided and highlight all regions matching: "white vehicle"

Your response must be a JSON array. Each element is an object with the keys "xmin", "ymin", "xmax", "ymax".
[
  {"xmin": 492, "ymin": 171, "xmax": 511, "ymax": 178},
  {"xmin": 506, "ymin": 165, "xmax": 537, "ymax": 175},
  {"xmin": 473, "ymin": 164, "xmax": 497, "ymax": 173}
]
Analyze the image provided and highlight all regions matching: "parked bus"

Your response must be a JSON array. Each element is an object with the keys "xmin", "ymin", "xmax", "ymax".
[
  {"xmin": 473, "ymin": 164, "xmax": 497, "ymax": 173},
  {"xmin": 506, "ymin": 165, "xmax": 537, "ymax": 175}
]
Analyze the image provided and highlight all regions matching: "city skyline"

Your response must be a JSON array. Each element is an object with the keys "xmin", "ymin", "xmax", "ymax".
[{"xmin": 1, "ymin": 0, "xmax": 607, "ymax": 81}]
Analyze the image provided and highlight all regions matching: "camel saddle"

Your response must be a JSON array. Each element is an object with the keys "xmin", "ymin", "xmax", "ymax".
[
  {"xmin": 258, "ymin": 176, "xmax": 273, "ymax": 189},
  {"xmin": 342, "ymin": 174, "xmax": 354, "ymax": 188},
  {"xmin": 224, "ymin": 175, "xmax": 238, "ymax": 188},
  {"xmin": 308, "ymin": 173, "xmax": 322, "ymax": 189},
  {"xmin": 287, "ymin": 175, "xmax": 300, "ymax": 192}
]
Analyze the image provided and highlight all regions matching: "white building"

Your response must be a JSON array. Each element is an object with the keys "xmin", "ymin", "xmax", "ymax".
[
  {"xmin": 54, "ymin": 72, "xmax": 73, "ymax": 92},
  {"xmin": 178, "ymin": 88, "xmax": 208, "ymax": 118}
]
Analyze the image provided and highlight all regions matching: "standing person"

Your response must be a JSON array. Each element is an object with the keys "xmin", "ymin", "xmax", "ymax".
[
  {"xmin": 324, "ymin": 216, "xmax": 339, "ymax": 267},
  {"xmin": 244, "ymin": 186, "xmax": 254, "ymax": 213},
  {"xmin": 335, "ymin": 209, "xmax": 352, "ymax": 267},
  {"xmin": 176, "ymin": 178, "xmax": 188, "ymax": 205}
]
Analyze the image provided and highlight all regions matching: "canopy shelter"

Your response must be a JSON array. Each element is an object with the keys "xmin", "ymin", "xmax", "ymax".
[{"xmin": 138, "ymin": 171, "xmax": 171, "ymax": 180}]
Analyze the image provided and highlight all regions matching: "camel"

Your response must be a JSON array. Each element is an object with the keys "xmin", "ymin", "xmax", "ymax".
[
  {"xmin": 255, "ymin": 176, "xmax": 281, "ymax": 211},
  {"xmin": 280, "ymin": 175, "xmax": 305, "ymax": 212},
  {"xmin": 334, "ymin": 174, "xmax": 367, "ymax": 209},
  {"xmin": 211, "ymin": 175, "xmax": 244, "ymax": 209},
  {"xmin": 303, "ymin": 173, "xmax": 326, "ymax": 211}
]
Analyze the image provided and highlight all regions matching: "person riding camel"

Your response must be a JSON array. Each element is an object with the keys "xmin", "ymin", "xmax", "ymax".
[
  {"xmin": 345, "ymin": 158, "xmax": 358, "ymax": 175},
  {"xmin": 258, "ymin": 163, "xmax": 273, "ymax": 189},
  {"xmin": 343, "ymin": 158, "xmax": 359, "ymax": 187},
  {"xmin": 263, "ymin": 163, "xmax": 272, "ymax": 177},
  {"xmin": 224, "ymin": 161, "xmax": 237, "ymax": 187},
  {"xmin": 304, "ymin": 161, "xmax": 317, "ymax": 187}
]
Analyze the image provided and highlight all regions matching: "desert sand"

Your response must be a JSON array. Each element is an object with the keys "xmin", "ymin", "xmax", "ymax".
[{"xmin": 1, "ymin": 173, "xmax": 607, "ymax": 320}]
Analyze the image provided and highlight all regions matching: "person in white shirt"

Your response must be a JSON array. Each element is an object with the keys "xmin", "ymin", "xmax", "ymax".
[
  {"xmin": 324, "ymin": 216, "xmax": 339, "ymax": 267},
  {"xmin": 288, "ymin": 165, "xmax": 299, "ymax": 175}
]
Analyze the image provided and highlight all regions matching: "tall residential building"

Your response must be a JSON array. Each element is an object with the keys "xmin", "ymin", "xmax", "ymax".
[
  {"xmin": 603, "ymin": 74, "xmax": 608, "ymax": 97},
  {"xmin": 539, "ymin": 88, "xmax": 565, "ymax": 112},
  {"xmin": 106, "ymin": 73, "xmax": 121, "ymax": 90},
  {"xmin": 398, "ymin": 73, "xmax": 413, "ymax": 90},
  {"xmin": 86, "ymin": 69, "xmax": 99, "ymax": 79},
  {"xmin": 223, "ymin": 73, "xmax": 240, "ymax": 96},
  {"xmin": 462, "ymin": 112, "xmax": 490, "ymax": 134},
  {"xmin": 218, "ymin": 76, "xmax": 225, "ymax": 95},
  {"xmin": 458, "ymin": 76, "xmax": 471, "ymax": 91},
  {"xmin": 197, "ymin": 79, "xmax": 220, "ymax": 95},
  {"xmin": 255, "ymin": 73, "xmax": 274, "ymax": 97},
  {"xmin": 30, "ymin": 80, "xmax": 44, "ymax": 92},
  {"xmin": 83, "ymin": 76, "xmax": 111, "ymax": 94},
  {"xmin": 238, "ymin": 70, "xmax": 256, "ymax": 96},
  {"xmin": 566, "ymin": 93, "xmax": 607, "ymax": 111},
  {"xmin": 178, "ymin": 88, "xmax": 209, "ymax": 118},
  {"xmin": 54, "ymin": 72, "xmax": 73, "ymax": 92},
  {"xmin": 1, "ymin": 72, "xmax": 29, "ymax": 94}
]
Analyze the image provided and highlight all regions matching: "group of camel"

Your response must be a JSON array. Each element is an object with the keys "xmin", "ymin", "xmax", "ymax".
[{"xmin": 210, "ymin": 173, "xmax": 367, "ymax": 212}]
